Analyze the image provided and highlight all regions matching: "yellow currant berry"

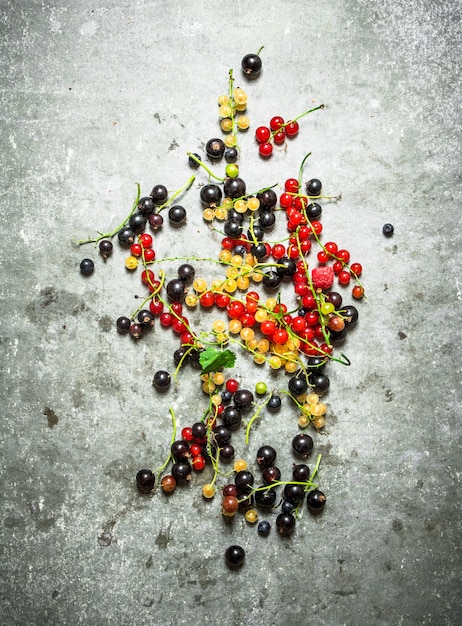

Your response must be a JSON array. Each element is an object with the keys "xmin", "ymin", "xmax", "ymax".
[
  {"xmin": 224, "ymin": 134, "xmax": 237, "ymax": 147},
  {"xmin": 253, "ymin": 353, "xmax": 266, "ymax": 364},
  {"xmin": 246, "ymin": 337, "xmax": 258, "ymax": 351},
  {"xmin": 202, "ymin": 208, "xmax": 215, "ymax": 222},
  {"xmin": 219, "ymin": 249, "xmax": 233, "ymax": 263},
  {"xmin": 247, "ymin": 197, "xmax": 260, "ymax": 211},
  {"xmin": 268, "ymin": 355, "xmax": 283, "ymax": 369},
  {"xmin": 234, "ymin": 459, "xmax": 247, "ymax": 472},
  {"xmin": 245, "ymin": 253, "xmax": 257, "ymax": 266},
  {"xmin": 284, "ymin": 359, "xmax": 299, "ymax": 374},
  {"xmin": 257, "ymin": 338, "xmax": 270, "ymax": 353},
  {"xmin": 223, "ymin": 278, "xmax": 237, "ymax": 293},
  {"xmin": 236, "ymin": 275, "xmax": 250, "ymax": 291},
  {"xmin": 307, "ymin": 393, "xmax": 320, "ymax": 404},
  {"xmin": 218, "ymin": 94, "xmax": 230, "ymax": 105},
  {"xmin": 240, "ymin": 327, "xmax": 255, "ymax": 342},
  {"xmin": 202, "ymin": 380, "xmax": 216, "ymax": 394},
  {"xmin": 220, "ymin": 118, "xmax": 233, "ymax": 133},
  {"xmin": 237, "ymin": 115, "xmax": 250, "ymax": 130},
  {"xmin": 265, "ymin": 298, "xmax": 277, "ymax": 311},
  {"xmin": 218, "ymin": 104, "xmax": 232, "ymax": 118},
  {"xmin": 202, "ymin": 484, "xmax": 215, "ymax": 499},
  {"xmin": 233, "ymin": 88, "xmax": 247, "ymax": 105},
  {"xmin": 254, "ymin": 308, "xmax": 268, "ymax": 323},
  {"xmin": 312, "ymin": 415, "xmax": 326, "ymax": 429},
  {"xmin": 212, "ymin": 371, "xmax": 226, "ymax": 386},
  {"xmin": 245, "ymin": 509, "xmax": 258, "ymax": 524},
  {"xmin": 234, "ymin": 199, "xmax": 247, "ymax": 214},
  {"xmin": 298, "ymin": 415, "xmax": 311, "ymax": 428},
  {"xmin": 185, "ymin": 293, "xmax": 198, "ymax": 307},
  {"xmin": 226, "ymin": 266, "xmax": 239, "ymax": 279},
  {"xmin": 211, "ymin": 278, "xmax": 223, "ymax": 291},
  {"xmin": 211, "ymin": 393, "xmax": 222, "ymax": 406},
  {"xmin": 214, "ymin": 206, "xmax": 228, "ymax": 221},
  {"xmin": 125, "ymin": 256, "xmax": 138, "ymax": 270},
  {"xmin": 251, "ymin": 271, "xmax": 264, "ymax": 283},
  {"xmin": 228, "ymin": 319, "xmax": 242, "ymax": 334},
  {"xmin": 231, "ymin": 254, "xmax": 244, "ymax": 266},
  {"xmin": 193, "ymin": 277, "xmax": 207, "ymax": 293},
  {"xmin": 212, "ymin": 319, "xmax": 227, "ymax": 333}
]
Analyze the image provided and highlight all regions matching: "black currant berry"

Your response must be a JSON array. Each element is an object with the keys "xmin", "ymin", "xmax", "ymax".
[
  {"xmin": 257, "ymin": 188, "xmax": 277, "ymax": 210},
  {"xmin": 191, "ymin": 422, "xmax": 206, "ymax": 439},
  {"xmin": 137, "ymin": 309, "xmax": 155, "ymax": 328},
  {"xmin": 171, "ymin": 461, "xmax": 192, "ymax": 482},
  {"xmin": 138, "ymin": 196, "xmax": 156, "ymax": 216},
  {"xmin": 224, "ymin": 220, "xmax": 243, "ymax": 238},
  {"xmin": 206, "ymin": 138, "xmax": 226, "ymax": 161},
  {"xmin": 222, "ymin": 405, "xmax": 242, "ymax": 430},
  {"xmin": 232, "ymin": 244, "xmax": 247, "ymax": 257},
  {"xmin": 116, "ymin": 316, "xmax": 131, "ymax": 334},
  {"xmin": 276, "ymin": 256, "xmax": 297, "ymax": 278},
  {"xmin": 257, "ymin": 520, "xmax": 271, "ymax": 537},
  {"xmin": 306, "ymin": 356, "xmax": 327, "ymax": 374},
  {"xmin": 267, "ymin": 394, "xmax": 282, "ymax": 411},
  {"xmin": 224, "ymin": 545, "xmax": 245, "ymax": 568},
  {"xmin": 234, "ymin": 470, "xmax": 254, "ymax": 493},
  {"xmin": 219, "ymin": 444, "xmax": 235, "ymax": 460},
  {"xmin": 247, "ymin": 223, "xmax": 264, "ymax": 241},
  {"xmin": 200, "ymin": 184, "xmax": 222, "ymax": 208},
  {"xmin": 306, "ymin": 178, "xmax": 322, "ymax": 196},
  {"xmin": 329, "ymin": 328, "xmax": 347, "ymax": 346},
  {"xmin": 326, "ymin": 291, "xmax": 343, "ymax": 308},
  {"xmin": 241, "ymin": 52, "xmax": 262, "ymax": 78},
  {"xmin": 310, "ymin": 373, "xmax": 330, "ymax": 395},
  {"xmin": 224, "ymin": 177, "xmax": 246, "ymax": 199},
  {"xmin": 171, "ymin": 440, "xmax": 190, "ymax": 460},
  {"xmin": 152, "ymin": 370, "xmax": 171, "ymax": 390},
  {"xmin": 188, "ymin": 152, "xmax": 201, "ymax": 169},
  {"xmin": 150, "ymin": 184, "xmax": 169, "ymax": 205},
  {"xmin": 99, "ymin": 239, "xmax": 113, "ymax": 259},
  {"xmin": 283, "ymin": 483, "xmax": 305, "ymax": 505},
  {"xmin": 306, "ymin": 202, "xmax": 322, "ymax": 221},
  {"xmin": 383, "ymin": 223, "xmax": 394, "ymax": 237},
  {"xmin": 250, "ymin": 242, "xmax": 267, "ymax": 260},
  {"xmin": 129, "ymin": 212, "xmax": 147, "ymax": 234},
  {"xmin": 224, "ymin": 147, "xmax": 238, "ymax": 163},
  {"xmin": 136, "ymin": 469, "xmax": 155, "ymax": 494},
  {"xmin": 80, "ymin": 258, "xmax": 94, "ymax": 276},
  {"xmin": 281, "ymin": 499, "xmax": 295, "ymax": 514},
  {"xmin": 118, "ymin": 226, "xmax": 135, "ymax": 246},
  {"xmin": 256, "ymin": 445, "xmax": 277, "ymax": 468},
  {"xmin": 129, "ymin": 323, "xmax": 143, "ymax": 339},
  {"xmin": 288, "ymin": 374, "xmax": 308, "ymax": 396},
  {"xmin": 233, "ymin": 389, "xmax": 254, "ymax": 409},
  {"xmin": 166, "ymin": 278, "xmax": 185, "ymax": 302},
  {"xmin": 292, "ymin": 464, "xmax": 311, "ymax": 481},
  {"xmin": 340, "ymin": 304, "xmax": 359, "ymax": 328},
  {"xmin": 306, "ymin": 489, "xmax": 326, "ymax": 513},
  {"xmin": 168, "ymin": 205, "xmax": 186, "ymax": 225},
  {"xmin": 262, "ymin": 271, "xmax": 281, "ymax": 290},
  {"xmin": 258, "ymin": 210, "xmax": 276, "ymax": 230},
  {"xmin": 212, "ymin": 425, "xmax": 232, "ymax": 446},
  {"xmin": 276, "ymin": 512, "xmax": 296, "ymax": 536},
  {"xmin": 177, "ymin": 263, "xmax": 195, "ymax": 284},
  {"xmin": 254, "ymin": 487, "xmax": 277, "ymax": 509},
  {"xmin": 262, "ymin": 466, "xmax": 281, "ymax": 484},
  {"xmin": 148, "ymin": 213, "xmax": 163, "ymax": 230},
  {"xmin": 292, "ymin": 434, "xmax": 314, "ymax": 458},
  {"xmin": 173, "ymin": 346, "xmax": 189, "ymax": 366}
]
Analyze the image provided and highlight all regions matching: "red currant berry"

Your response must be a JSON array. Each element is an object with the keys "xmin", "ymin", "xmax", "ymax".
[
  {"xmin": 142, "ymin": 248, "xmax": 156, "ymax": 262},
  {"xmin": 159, "ymin": 312, "xmax": 172, "ymax": 327},
  {"xmin": 130, "ymin": 243, "xmax": 142, "ymax": 256},
  {"xmin": 324, "ymin": 241, "xmax": 338, "ymax": 256},
  {"xmin": 226, "ymin": 379, "xmax": 239, "ymax": 393},
  {"xmin": 288, "ymin": 245, "xmax": 300, "ymax": 259},
  {"xmin": 294, "ymin": 282, "xmax": 310, "ymax": 296},
  {"xmin": 285, "ymin": 120, "xmax": 299, "ymax": 137},
  {"xmin": 272, "ymin": 328, "xmax": 289, "ymax": 345},
  {"xmin": 285, "ymin": 178, "xmax": 300, "ymax": 193},
  {"xmin": 141, "ymin": 269, "xmax": 155, "ymax": 284},
  {"xmin": 240, "ymin": 312, "xmax": 256, "ymax": 327},
  {"xmin": 181, "ymin": 426, "xmax": 193, "ymax": 441},
  {"xmin": 317, "ymin": 251, "xmax": 329, "ymax": 264},
  {"xmin": 171, "ymin": 302, "xmax": 183, "ymax": 315},
  {"xmin": 273, "ymin": 130, "xmax": 286, "ymax": 144},
  {"xmin": 338, "ymin": 270, "xmax": 351, "ymax": 285},
  {"xmin": 332, "ymin": 260, "xmax": 343, "ymax": 275},
  {"xmin": 352, "ymin": 285, "xmax": 365, "ymax": 299},
  {"xmin": 259, "ymin": 142, "xmax": 273, "ymax": 157},
  {"xmin": 279, "ymin": 192, "xmax": 294, "ymax": 208},
  {"xmin": 255, "ymin": 126, "xmax": 271, "ymax": 143},
  {"xmin": 226, "ymin": 300, "xmax": 245, "ymax": 320},
  {"xmin": 139, "ymin": 233, "xmax": 153, "ymax": 248},
  {"xmin": 270, "ymin": 115, "xmax": 285, "ymax": 131},
  {"xmin": 302, "ymin": 294, "xmax": 317, "ymax": 310},
  {"xmin": 200, "ymin": 291, "xmax": 215, "ymax": 307},
  {"xmin": 350, "ymin": 262, "xmax": 363, "ymax": 277},
  {"xmin": 300, "ymin": 240, "xmax": 312, "ymax": 254},
  {"xmin": 298, "ymin": 225, "xmax": 311, "ymax": 241},
  {"xmin": 149, "ymin": 298, "xmax": 164, "ymax": 315},
  {"xmin": 337, "ymin": 249, "xmax": 351, "ymax": 264},
  {"xmin": 260, "ymin": 319, "xmax": 277, "ymax": 336},
  {"xmin": 192, "ymin": 455, "xmax": 206, "ymax": 471},
  {"xmin": 291, "ymin": 316, "xmax": 307, "ymax": 333},
  {"xmin": 215, "ymin": 293, "xmax": 231, "ymax": 308}
]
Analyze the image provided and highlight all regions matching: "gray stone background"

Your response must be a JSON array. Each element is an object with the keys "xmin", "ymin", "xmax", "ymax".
[{"xmin": 1, "ymin": 1, "xmax": 461, "ymax": 625}]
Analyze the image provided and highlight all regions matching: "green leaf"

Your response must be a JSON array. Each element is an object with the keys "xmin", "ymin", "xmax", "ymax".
[{"xmin": 199, "ymin": 346, "xmax": 236, "ymax": 374}]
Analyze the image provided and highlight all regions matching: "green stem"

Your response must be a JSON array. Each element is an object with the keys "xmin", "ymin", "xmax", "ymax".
[
  {"xmin": 245, "ymin": 396, "xmax": 271, "ymax": 445},
  {"xmin": 154, "ymin": 407, "xmax": 177, "ymax": 480},
  {"xmin": 157, "ymin": 174, "xmax": 196, "ymax": 212},
  {"xmin": 186, "ymin": 153, "xmax": 224, "ymax": 182}
]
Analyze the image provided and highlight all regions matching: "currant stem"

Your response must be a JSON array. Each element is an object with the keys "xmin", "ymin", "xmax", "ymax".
[
  {"xmin": 245, "ymin": 396, "xmax": 271, "ymax": 445},
  {"xmin": 77, "ymin": 182, "xmax": 141, "ymax": 245},
  {"xmin": 186, "ymin": 153, "xmax": 223, "ymax": 182},
  {"xmin": 156, "ymin": 174, "xmax": 196, "ymax": 211},
  {"xmin": 154, "ymin": 407, "xmax": 177, "ymax": 480}
]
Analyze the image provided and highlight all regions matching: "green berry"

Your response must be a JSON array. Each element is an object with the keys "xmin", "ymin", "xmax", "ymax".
[
  {"xmin": 255, "ymin": 381, "xmax": 267, "ymax": 395},
  {"xmin": 225, "ymin": 163, "xmax": 239, "ymax": 178}
]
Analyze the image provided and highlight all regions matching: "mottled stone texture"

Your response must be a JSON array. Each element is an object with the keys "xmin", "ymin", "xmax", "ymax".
[{"xmin": 0, "ymin": 1, "xmax": 460, "ymax": 625}]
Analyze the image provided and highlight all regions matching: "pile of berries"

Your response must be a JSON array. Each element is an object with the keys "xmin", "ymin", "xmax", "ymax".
[{"xmin": 79, "ymin": 49, "xmax": 366, "ymax": 567}]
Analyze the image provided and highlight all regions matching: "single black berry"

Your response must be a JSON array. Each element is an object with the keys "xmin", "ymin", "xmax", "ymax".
[
  {"xmin": 224, "ymin": 544, "xmax": 245, "ymax": 567},
  {"xmin": 383, "ymin": 223, "xmax": 394, "ymax": 237},
  {"xmin": 80, "ymin": 258, "xmax": 94, "ymax": 275},
  {"xmin": 292, "ymin": 434, "xmax": 314, "ymax": 458},
  {"xmin": 152, "ymin": 370, "xmax": 171, "ymax": 390},
  {"xmin": 136, "ymin": 469, "xmax": 155, "ymax": 494}
]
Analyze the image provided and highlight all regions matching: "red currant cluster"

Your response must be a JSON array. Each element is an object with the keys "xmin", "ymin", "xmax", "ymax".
[{"xmin": 255, "ymin": 104, "xmax": 324, "ymax": 158}]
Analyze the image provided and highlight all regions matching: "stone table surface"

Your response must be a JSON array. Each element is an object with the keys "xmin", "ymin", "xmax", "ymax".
[{"xmin": 0, "ymin": 1, "xmax": 461, "ymax": 625}]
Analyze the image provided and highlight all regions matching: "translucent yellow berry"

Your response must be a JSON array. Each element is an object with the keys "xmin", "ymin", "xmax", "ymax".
[
  {"xmin": 268, "ymin": 355, "xmax": 283, "ymax": 369},
  {"xmin": 202, "ymin": 380, "xmax": 216, "ymax": 394},
  {"xmin": 237, "ymin": 115, "xmax": 250, "ymax": 130},
  {"xmin": 253, "ymin": 353, "xmax": 266, "ymax": 365},
  {"xmin": 219, "ymin": 249, "xmax": 233, "ymax": 263},
  {"xmin": 212, "ymin": 372, "xmax": 226, "ymax": 386},
  {"xmin": 125, "ymin": 256, "xmax": 138, "ymax": 270},
  {"xmin": 240, "ymin": 327, "xmax": 255, "ymax": 342},
  {"xmin": 226, "ymin": 266, "xmax": 239, "ymax": 279},
  {"xmin": 202, "ymin": 484, "xmax": 216, "ymax": 499},
  {"xmin": 231, "ymin": 254, "xmax": 244, "ymax": 267},
  {"xmin": 265, "ymin": 298, "xmax": 277, "ymax": 311},
  {"xmin": 284, "ymin": 359, "xmax": 299, "ymax": 374},
  {"xmin": 228, "ymin": 319, "xmax": 242, "ymax": 334},
  {"xmin": 202, "ymin": 208, "xmax": 215, "ymax": 222},
  {"xmin": 234, "ymin": 199, "xmax": 247, "ymax": 214},
  {"xmin": 233, "ymin": 88, "xmax": 248, "ymax": 105},
  {"xmin": 236, "ymin": 275, "xmax": 250, "ymax": 291},
  {"xmin": 298, "ymin": 415, "xmax": 310, "ymax": 428},
  {"xmin": 215, "ymin": 332, "xmax": 229, "ymax": 345},
  {"xmin": 247, "ymin": 197, "xmax": 260, "ymax": 211},
  {"xmin": 235, "ymin": 101, "xmax": 247, "ymax": 112},
  {"xmin": 312, "ymin": 416, "xmax": 326, "ymax": 429},
  {"xmin": 218, "ymin": 104, "xmax": 232, "ymax": 118},
  {"xmin": 246, "ymin": 337, "xmax": 258, "ymax": 351},
  {"xmin": 185, "ymin": 293, "xmax": 198, "ymax": 307},
  {"xmin": 234, "ymin": 459, "xmax": 247, "ymax": 472},
  {"xmin": 211, "ymin": 393, "xmax": 222, "ymax": 406},
  {"xmin": 224, "ymin": 134, "xmax": 237, "ymax": 147},
  {"xmin": 254, "ymin": 308, "xmax": 268, "ymax": 323},
  {"xmin": 257, "ymin": 338, "xmax": 270, "ymax": 353},
  {"xmin": 193, "ymin": 277, "xmax": 207, "ymax": 293},
  {"xmin": 218, "ymin": 94, "xmax": 230, "ymax": 105},
  {"xmin": 307, "ymin": 393, "xmax": 320, "ymax": 404},
  {"xmin": 214, "ymin": 206, "xmax": 228, "ymax": 220},
  {"xmin": 245, "ymin": 253, "xmax": 257, "ymax": 266},
  {"xmin": 245, "ymin": 509, "xmax": 258, "ymax": 524},
  {"xmin": 212, "ymin": 319, "xmax": 227, "ymax": 333},
  {"xmin": 211, "ymin": 278, "xmax": 223, "ymax": 291},
  {"xmin": 220, "ymin": 118, "xmax": 233, "ymax": 133},
  {"xmin": 251, "ymin": 271, "xmax": 264, "ymax": 283},
  {"xmin": 223, "ymin": 278, "xmax": 237, "ymax": 293}
]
